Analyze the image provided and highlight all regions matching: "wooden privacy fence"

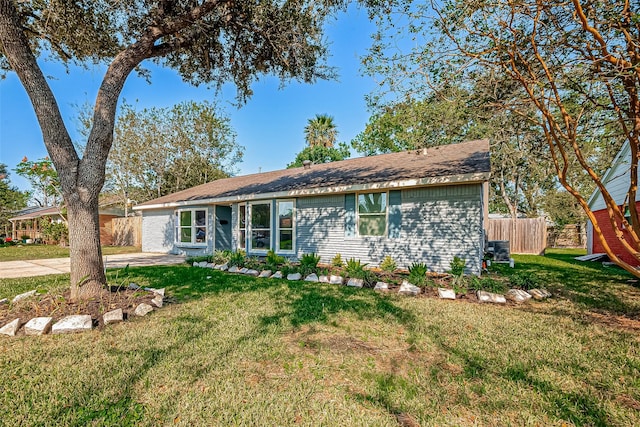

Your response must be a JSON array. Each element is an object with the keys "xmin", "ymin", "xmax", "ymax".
[
  {"xmin": 486, "ymin": 217, "xmax": 547, "ymax": 255},
  {"xmin": 112, "ymin": 216, "xmax": 142, "ymax": 247}
]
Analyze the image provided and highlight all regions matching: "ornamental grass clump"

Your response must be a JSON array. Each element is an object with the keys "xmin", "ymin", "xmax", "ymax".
[
  {"xmin": 331, "ymin": 253, "xmax": 344, "ymax": 268},
  {"xmin": 266, "ymin": 249, "xmax": 286, "ymax": 271},
  {"xmin": 408, "ymin": 262, "xmax": 429, "ymax": 287},
  {"xmin": 380, "ymin": 256, "xmax": 397, "ymax": 273},
  {"xmin": 345, "ymin": 258, "xmax": 367, "ymax": 278},
  {"xmin": 344, "ymin": 258, "xmax": 378, "ymax": 287},
  {"xmin": 509, "ymin": 272, "xmax": 539, "ymax": 290},
  {"xmin": 212, "ymin": 250, "xmax": 232, "ymax": 265},
  {"xmin": 300, "ymin": 253, "xmax": 321, "ymax": 276},
  {"xmin": 229, "ymin": 250, "xmax": 246, "ymax": 268}
]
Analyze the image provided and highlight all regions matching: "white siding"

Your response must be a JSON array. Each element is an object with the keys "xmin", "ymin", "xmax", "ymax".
[
  {"xmin": 141, "ymin": 209, "xmax": 174, "ymax": 253},
  {"xmin": 590, "ymin": 142, "xmax": 638, "ymax": 210},
  {"xmin": 141, "ymin": 206, "xmax": 214, "ymax": 256}
]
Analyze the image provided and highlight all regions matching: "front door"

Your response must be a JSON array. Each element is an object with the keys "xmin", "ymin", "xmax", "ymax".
[{"xmin": 214, "ymin": 205, "xmax": 232, "ymax": 250}]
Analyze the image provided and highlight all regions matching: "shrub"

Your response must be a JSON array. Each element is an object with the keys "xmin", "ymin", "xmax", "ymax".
[
  {"xmin": 361, "ymin": 270, "xmax": 379, "ymax": 287},
  {"xmin": 331, "ymin": 253, "xmax": 344, "ymax": 268},
  {"xmin": 449, "ymin": 256, "xmax": 466, "ymax": 277},
  {"xmin": 245, "ymin": 256, "xmax": 262, "ymax": 270},
  {"xmin": 300, "ymin": 252, "xmax": 321, "ymax": 276},
  {"xmin": 281, "ymin": 259, "xmax": 298, "ymax": 277},
  {"xmin": 345, "ymin": 258, "xmax": 368, "ymax": 278},
  {"xmin": 212, "ymin": 250, "xmax": 232, "ymax": 265},
  {"xmin": 40, "ymin": 217, "xmax": 68, "ymax": 243},
  {"xmin": 266, "ymin": 249, "xmax": 286, "ymax": 269},
  {"xmin": 509, "ymin": 272, "xmax": 539, "ymax": 290},
  {"xmin": 450, "ymin": 275, "xmax": 468, "ymax": 295},
  {"xmin": 468, "ymin": 276, "xmax": 507, "ymax": 294},
  {"xmin": 408, "ymin": 262, "xmax": 429, "ymax": 286},
  {"xmin": 379, "ymin": 256, "xmax": 397, "ymax": 273},
  {"xmin": 229, "ymin": 250, "xmax": 246, "ymax": 268}
]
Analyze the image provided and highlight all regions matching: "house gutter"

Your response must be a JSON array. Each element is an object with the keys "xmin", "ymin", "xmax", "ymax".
[{"xmin": 133, "ymin": 171, "xmax": 490, "ymax": 211}]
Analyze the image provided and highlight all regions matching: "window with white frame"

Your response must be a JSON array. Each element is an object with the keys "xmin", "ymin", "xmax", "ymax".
[
  {"xmin": 250, "ymin": 202, "xmax": 271, "ymax": 251},
  {"xmin": 175, "ymin": 209, "xmax": 207, "ymax": 245},
  {"xmin": 357, "ymin": 192, "xmax": 387, "ymax": 236},
  {"xmin": 238, "ymin": 204, "xmax": 246, "ymax": 249},
  {"xmin": 277, "ymin": 200, "xmax": 295, "ymax": 252}
]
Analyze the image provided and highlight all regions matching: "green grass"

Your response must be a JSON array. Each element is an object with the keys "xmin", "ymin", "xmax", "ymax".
[
  {"xmin": 0, "ymin": 249, "xmax": 639, "ymax": 426},
  {"xmin": 492, "ymin": 248, "xmax": 640, "ymax": 316},
  {"xmin": 0, "ymin": 244, "xmax": 140, "ymax": 262}
]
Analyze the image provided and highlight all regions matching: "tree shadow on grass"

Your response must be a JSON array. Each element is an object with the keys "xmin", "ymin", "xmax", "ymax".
[
  {"xmin": 49, "ymin": 312, "xmax": 217, "ymax": 425},
  {"xmin": 71, "ymin": 265, "xmax": 419, "ymax": 424},
  {"xmin": 501, "ymin": 364, "xmax": 611, "ymax": 427},
  {"xmin": 121, "ymin": 264, "xmax": 417, "ymax": 330},
  {"xmin": 492, "ymin": 253, "xmax": 640, "ymax": 317},
  {"xmin": 259, "ymin": 281, "xmax": 416, "ymax": 329},
  {"xmin": 112, "ymin": 264, "xmax": 270, "ymax": 301},
  {"xmin": 451, "ymin": 348, "xmax": 610, "ymax": 426}
]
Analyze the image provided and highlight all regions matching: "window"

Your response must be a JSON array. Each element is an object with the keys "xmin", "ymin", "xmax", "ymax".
[
  {"xmin": 239, "ymin": 204, "xmax": 246, "ymax": 249},
  {"xmin": 358, "ymin": 192, "xmax": 387, "ymax": 236},
  {"xmin": 250, "ymin": 202, "xmax": 271, "ymax": 251},
  {"xmin": 175, "ymin": 209, "xmax": 207, "ymax": 245},
  {"xmin": 277, "ymin": 200, "xmax": 295, "ymax": 252}
]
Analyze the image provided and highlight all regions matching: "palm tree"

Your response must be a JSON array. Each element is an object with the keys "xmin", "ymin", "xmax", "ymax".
[{"xmin": 304, "ymin": 114, "xmax": 338, "ymax": 148}]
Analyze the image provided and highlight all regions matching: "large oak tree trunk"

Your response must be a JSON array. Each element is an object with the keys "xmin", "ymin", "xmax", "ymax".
[
  {"xmin": 1, "ymin": 1, "xmax": 150, "ymax": 300},
  {"xmin": 67, "ymin": 196, "xmax": 105, "ymax": 300}
]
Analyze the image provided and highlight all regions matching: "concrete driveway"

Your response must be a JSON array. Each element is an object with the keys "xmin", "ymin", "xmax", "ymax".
[{"xmin": 0, "ymin": 252, "xmax": 186, "ymax": 279}]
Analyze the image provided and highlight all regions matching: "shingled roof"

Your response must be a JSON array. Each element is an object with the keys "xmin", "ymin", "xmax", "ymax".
[{"xmin": 135, "ymin": 139, "xmax": 490, "ymax": 210}]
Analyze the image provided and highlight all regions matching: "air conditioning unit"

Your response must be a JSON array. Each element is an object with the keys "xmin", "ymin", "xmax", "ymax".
[{"xmin": 487, "ymin": 240, "xmax": 510, "ymax": 262}]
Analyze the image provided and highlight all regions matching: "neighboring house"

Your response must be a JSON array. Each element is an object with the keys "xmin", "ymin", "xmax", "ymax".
[
  {"xmin": 134, "ymin": 139, "xmax": 491, "ymax": 274},
  {"xmin": 7, "ymin": 206, "xmax": 63, "ymax": 242},
  {"xmin": 9, "ymin": 204, "xmax": 123, "ymax": 245},
  {"xmin": 587, "ymin": 140, "xmax": 640, "ymax": 265}
]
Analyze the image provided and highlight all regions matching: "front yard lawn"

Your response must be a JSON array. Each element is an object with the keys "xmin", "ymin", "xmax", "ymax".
[
  {"xmin": 0, "ymin": 244, "xmax": 140, "ymax": 262},
  {"xmin": 0, "ymin": 249, "xmax": 639, "ymax": 426}
]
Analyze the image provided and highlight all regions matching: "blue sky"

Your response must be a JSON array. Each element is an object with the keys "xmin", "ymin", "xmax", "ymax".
[{"xmin": 0, "ymin": 5, "xmax": 379, "ymax": 193}]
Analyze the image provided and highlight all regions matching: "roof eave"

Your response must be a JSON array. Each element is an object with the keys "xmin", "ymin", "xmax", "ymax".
[
  {"xmin": 134, "ymin": 171, "xmax": 490, "ymax": 211},
  {"xmin": 587, "ymin": 140, "xmax": 631, "ymax": 208}
]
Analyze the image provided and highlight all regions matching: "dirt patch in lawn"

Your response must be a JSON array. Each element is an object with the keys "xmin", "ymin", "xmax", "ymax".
[{"xmin": 0, "ymin": 287, "xmax": 163, "ymax": 333}]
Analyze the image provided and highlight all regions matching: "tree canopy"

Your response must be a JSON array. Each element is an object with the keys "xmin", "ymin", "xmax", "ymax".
[
  {"xmin": 14, "ymin": 157, "xmax": 60, "ymax": 207},
  {"xmin": 83, "ymin": 100, "xmax": 243, "ymax": 206},
  {"xmin": 361, "ymin": 0, "xmax": 635, "ymax": 273},
  {"xmin": 304, "ymin": 114, "xmax": 338, "ymax": 148},
  {"xmin": 289, "ymin": 114, "xmax": 349, "ymax": 168},
  {"xmin": 0, "ymin": 0, "xmax": 371, "ymax": 299},
  {"xmin": 0, "ymin": 163, "xmax": 29, "ymax": 237},
  {"xmin": 287, "ymin": 143, "xmax": 350, "ymax": 168}
]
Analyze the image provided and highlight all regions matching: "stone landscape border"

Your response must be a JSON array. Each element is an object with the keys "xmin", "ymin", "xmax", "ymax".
[
  {"xmin": 0, "ymin": 286, "xmax": 165, "ymax": 338},
  {"xmin": 193, "ymin": 261, "xmax": 552, "ymax": 304}
]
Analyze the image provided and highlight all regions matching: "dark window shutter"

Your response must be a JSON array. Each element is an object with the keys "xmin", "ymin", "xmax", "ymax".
[
  {"xmin": 345, "ymin": 194, "xmax": 356, "ymax": 237},
  {"xmin": 388, "ymin": 190, "xmax": 402, "ymax": 238}
]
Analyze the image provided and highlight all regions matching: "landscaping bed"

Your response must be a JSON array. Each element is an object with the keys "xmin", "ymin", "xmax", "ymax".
[
  {"xmin": 186, "ymin": 249, "xmax": 547, "ymax": 304},
  {"xmin": 0, "ymin": 287, "xmax": 159, "ymax": 334}
]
